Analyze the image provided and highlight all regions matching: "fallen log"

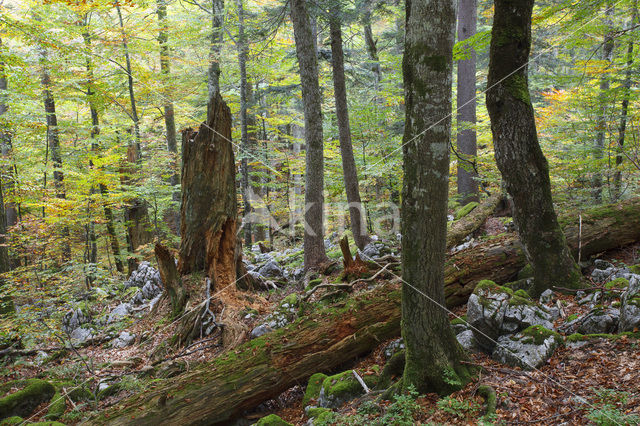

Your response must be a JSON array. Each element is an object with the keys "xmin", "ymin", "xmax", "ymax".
[
  {"xmin": 446, "ymin": 193, "xmax": 504, "ymax": 249},
  {"xmin": 97, "ymin": 198, "xmax": 640, "ymax": 425}
]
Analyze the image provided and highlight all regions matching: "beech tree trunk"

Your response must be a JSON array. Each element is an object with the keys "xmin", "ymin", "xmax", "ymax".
[
  {"xmin": 456, "ymin": 0, "xmax": 478, "ymax": 204},
  {"xmin": 290, "ymin": 0, "xmax": 329, "ymax": 270},
  {"xmin": 486, "ymin": 0, "xmax": 581, "ymax": 297},
  {"xmin": 329, "ymin": 10, "xmax": 371, "ymax": 250},
  {"xmin": 362, "ymin": 0, "xmax": 381, "ymax": 85},
  {"xmin": 0, "ymin": 38, "xmax": 17, "ymax": 230},
  {"xmin": 97, "ymin": 198, "xmax": 640, "ymax": 425},
  {"xmin": 208, "ymin": 0, "xmax": 224, "ymax": 100},
  {"xmin": 178, "ymin": 94, "xmax": 237, "ymax": 290},
  {"xmin": 401, "ymin": 0, "xmax": 471, "ymax": 395}
]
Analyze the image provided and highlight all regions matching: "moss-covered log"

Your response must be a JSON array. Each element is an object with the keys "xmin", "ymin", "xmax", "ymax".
[
  {"xmin": 0, "ymin": 379, "xmax": 55, "ymax": 420},
  {"xmin": 446, "ymin": 193, "xmax": 503, "ymax": 249},
  {"xmin": 97, "ymin": 198, "xmax": 640, "ymax": 425},
  {"xmin": 98, "ymin": 283, "xmax": 402, "ymax": 425}
]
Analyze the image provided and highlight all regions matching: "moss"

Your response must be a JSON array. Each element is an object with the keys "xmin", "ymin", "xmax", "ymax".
[
  {"xmin": 517, "ymin": 264, "xmax": 534, "ymax": 280},
  {"xmin": 377, "ymin": 350, "xmax": 405, "ymax": 390},
  {"xmin": 520, "ymin": 325, "xmax": 560, "ymax": 346},
  {"xmin": 477, "ymin": 385, "xmax": 497, "ymax": 419},
  {"xmin": 256, "ymin": 414, "xmax": 292, "ymax": 426},
  {"xmin": 0, "ymin": 417, "xmax": 23, "ymax": 425},
  {"xmin": 473, "ymin": 280, "xmax": 513, "ymax": 296},
  {"xmin": 97, "ymin": 383, "xmax": 122, "ymax": 401},
  {"xmin": 509, "ymin": 294, "xmax": 535, "ymax": 307},
  {"xmin": 513, "ymin": 289, "xmax": 531, "ymax": 299},
  {"xmin": 30, "ymin": 422, "xmax": 66, "ymax": 426},
  {"xmin": 321, "ymin": 370, "xmax": 377, "ymax": 404},
  {"xmin": 302, "ymin": 373, "xmax": 327, "ymax": 407},
  {"xmin": 0, "ymin": 379, "xmax": 55, "ymax": 419},
  {"xmin": 305, "ymin": 278, "xmax": 322, "ymax": 291},
  {"xmin": 450, "ymin": 315, "xmax": 468, "ymax": 326},
  {"xmin": 630, "ymin": 264, "xmax": 640, "ymax": 274},
  {"xmin": 567, "ymin": 313, "xmax": 579, "ymax": 322},
  {"xmin": 44, "ymin": 392, "xmax": 66, "ymax": 421},
  {"xmin": 454, "ymin": 202, "xmax": 479, "ymax": 220},
  {"xmin": 306, "ymin": 407, "xmax": 332, "ymax": 419},
  {"xmin": 505, "ymin": 74, "xmax": 531, "ymax": 104},
  {"xmin": 605, "ymin": 278, "xmax": 629, "ymax": 290},
  {"xmin": 280, "ymin": 293, "xmax": 298, "ymax": 308},
  {"xmin": 567, "ymin": 331, "xmax": 640, "ymax": 342}
]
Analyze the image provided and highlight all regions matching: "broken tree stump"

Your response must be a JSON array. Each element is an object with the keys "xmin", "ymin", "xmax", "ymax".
[{"xmin": 154, "ymin": 243, "xmax": 187, "ymax": 318}]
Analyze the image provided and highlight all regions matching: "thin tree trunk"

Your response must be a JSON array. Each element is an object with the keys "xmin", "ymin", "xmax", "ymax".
[
  {"xmin": 362, "ymin": 0, "xmax": 381, "ymax": 85},
  {"xmin": 401, "ymin": 0, "xmax": 471, "ymax": 395},
  {"xmin": 614, "ymin": 3, "xmax": 636, "ymax": 199},
  {"xmin": 155, "ymin": 243, "xmax": 187, "ymax": 318},
  {"xmin": 0, "ymin": 181, "xmax": 13, "ymax": 316},
  {"xmin": 456, "ymin": 0, "xmax": 478, "ymax": 204},
  {"xmin": 0, "ymin": 38, "xmax": 17, "ymax": 230},
  {"xmin": 329, "ymin": 11, "xmax": 371, "ymax": 250},
  {"xmin": 208, "ymin": 0, "xmax": 224, "ymax": 100},
  {"xmin": 237, "ymin": 0, "xmax": 252, "ymax": 248},
  {"xmin": 486, "ymin": 0, "xmax": 581, "ymax": 297},
  {"xmin": 593, "ymin": 2, "xmax": 614, "ymax": 203},
  {"xmin": 82, "ymin": 20, "xmax": 124, "ymax": 273},
  {"xmin": 290, "ymin": 0, "xmax": 329, "ymax": 270},
  {"xmin": 39, "ymin": 41, "xmax": 70, "ymax": 261}
]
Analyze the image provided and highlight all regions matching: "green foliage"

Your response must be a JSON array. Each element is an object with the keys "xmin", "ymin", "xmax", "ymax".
[
  {"xmin": 436, "ymin": 395, "xmax": 480, "ymax": 419},
  {"xmin": 586, "ymin": 388, "xmax": 640, "ymax": 426}
]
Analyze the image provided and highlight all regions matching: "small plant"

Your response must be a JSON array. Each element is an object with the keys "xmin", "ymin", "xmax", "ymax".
[
  {"xmin": 378, "ymin": 385, "xmax": 422, "ymax": 425},
  {"xmin": 436, "ymin": 396, "xmax": 480, "ymax": 419}
]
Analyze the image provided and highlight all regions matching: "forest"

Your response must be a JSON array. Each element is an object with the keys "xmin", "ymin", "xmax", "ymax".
[{"xmin": 0, "ymin": 0, "xmax": 639, "ymax": 423}]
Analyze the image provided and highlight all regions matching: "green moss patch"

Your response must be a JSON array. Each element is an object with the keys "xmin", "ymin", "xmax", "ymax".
[
  {"xmin": 256, "ymin": 414, "xmax": 292, "ymax": 425},
  {"xmin": 44, "ymin": 392, "xmax": 65, "ymax": 421},
  {"xmin": 450, "ymin": 315, "xmax": 468, "ymax": 326},
  {"xmin": 519, "ymin": 325, "xmax": 560, "ymax": 346},
  {"xmin": 605, "ymin": 278, "xmax": 629, "ymax": 290},
  {"xmin": 630, "ymin": 264, "xmax": 640, "ymax": 274},
  {"xmin": 517, "ymin": 264, "xmax": 534, "ymax": 280},
  {"xmin": 473, "ymin": 280, "xmax": 513, "ymax": 296},
  {"xmin": 302, "ymin": 373, "xmax": 328, "ymax": 408},
  {"xmin": 454, "ymin": 202, "xmax": 479, "ymax": 220},
  {"xmin": 320, "ymin": 370, "xmax": 377, "ymax": 407},
  {"xmin": 0, "ymin": 379, "xmax": 55, "ymax": 420}
]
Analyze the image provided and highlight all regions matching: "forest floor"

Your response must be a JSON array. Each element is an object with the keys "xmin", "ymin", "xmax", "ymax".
[{"xmin": 2, "ymin": 234, "xmax": 640, "ymax": 424}]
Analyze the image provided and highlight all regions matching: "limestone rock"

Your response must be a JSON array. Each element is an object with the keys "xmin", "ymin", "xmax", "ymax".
[{"xmin": 492, "ymin": 326, "xmax": 561, "ymax": 370}]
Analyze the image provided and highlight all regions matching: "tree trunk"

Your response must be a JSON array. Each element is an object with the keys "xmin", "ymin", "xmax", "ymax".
[
  {"xmin": 329, "ymin": 11, "xmax": 371, "ymax": 251},
  {"xmin": 157, "ymin": 0, "xmax": 180, "ymax": 229},
  {"xmin": 0, "ymin": 181, "xmax": 13, "ymax": 316},
  {"xmin": 401, "ymin": 0, "xmax": 471, "ymax": 395},
  {"xmin": 362, "ymin": 0, "xmax": 381, "ymax": 85},
  {"xmin": 237, "ymin": 0, "xmax": 253, "ymax": 248},
  {"xmin": 178, "ymin": 94, "xmax": 237, "ymax": 291},
  {"xmin": 614, "ymin": 3, "xmax": 636, "ymax": 199},
  {"xmin": 593, "ymin": 2, "xmax": 615, "ymax": 203},
  {"xmin": 456, "ymin": 0, "xmax": 478, "ymax": 204},
  {"xmin": 97, "ymin": 198, "xmax": 640, "ymax": 425},
  {"xmin": 155, "ymin": 243, "xmax": 187, "ymax": 318},
  {"xmin": 208, "ymin": 0, "xmax": 224, "ymax": 100},
  {"xmin": 486, "ymin": 0, "xmax": 582, "ymax": 297},
  {"xmin": 0, "ymin": 38, "xmax": 17, "ymax": 230},
  {"xmin": 39, "ymin": 41, "xmax": 71, "ymax": 261},
  {"xmin": 290, "ymin": 0, "xmax": 329, "ymax": 270}
]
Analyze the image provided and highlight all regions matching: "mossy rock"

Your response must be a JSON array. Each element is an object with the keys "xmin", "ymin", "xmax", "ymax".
[
  {"xmin": 630, "ymin": 264, "xmax": 640, "ymax": 274},
  {"xmin": 450, "ymin": 315, "xmax": 467, "ymax": 326},
  {"xmin": 0, "ymin": 417, "xmax": 23, "ymax": 425},
  {"xmin": 519, "ymin": 325, "xmax": 561, "ymax": 346},
  {"xmin": 0, "ymin": 379, "xmax": 55, "ymax": 420},
  {"xmin": 302, "ymin": 373, "xmax": 327, "ymax": 408},
  {"xmin": 605, "ymin": 278, "xmax": 629, "ymax": 290},
  {"xmin": 319, "ymin": 370, "xmax": 377, "ymax": 408},
  {"xmin": 280, "ymin": 293, "xmax": 298, "ymax": 308},
  {"xmin": 517, "ymin": 264, "xmax": 534, "ymax": 280},
  {"xmin": 255, "ymin": 414, "xmax": 292, "ymax": 426},
  {"xmin": 97, "ymin": 383, "xmax": 122, "ymax": 401},
  {"xmin": 473, "ymin": 280, "xmax": 513, "ymax": 296},
  {"xmin": 44, "ymin": 392, "xmax": 65, "ymax": 421},
  {"xmin": 306, "ymin": 407, "xmax": 335, "ymax": 423},
  {"xmin": 502, "ymin": 278, "xmax": 533, "ymax": 293},
  {"xmin": 305, "ymin": 278, "xmax": 323, "ymax": 291},
  {"xmin": 454, "ymin": 201, "xmax": 479, "ymax": 220},
  {"xmin": 376, "ymin": 350, "xmax": 405, "ymax": 390}
]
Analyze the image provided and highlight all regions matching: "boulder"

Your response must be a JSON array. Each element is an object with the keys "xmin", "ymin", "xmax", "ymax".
[
  {"xmin": 302, "ymin": 373, "xmax": 328, "ymax": 408},
  {"xmin": 620, "ymin": 276, "xmax": 640, "ymax": 332},
  {"xmin": 467, "ymin": 281, "xmax": 512, "ymax": 351},
  {"xmin": 69, "ymin": 327, "xmax": 94, "ymax": 343},
  {"xmin": 456, "ymin": 330, "xmax": 477, "ymax": 352},
  {"xmin": 108, "ymin": 303, "xmax": 132, "ymax": 324},
  {"xmin": 125, "ymin": 261, "xmax": 162, "ymax": 288},
  {"xmin": 256, "ymin": 414, "xmax": 293, "ymax": 426},
  {"xmin": 383, "ymin": 338, "xmax": 404, "ymax": 359},
  {"xmin": 575, "ymin": 307, "xmax": 619, "ymax": 334},
  {"xmin": 112, "ymin": 331, "xmax": 136, "ymax": 348},
  {"xmin": 62, "ymin": 308, "xmax": 90, "ymax": 334},
  {"xmin": 539, "ymin": 289, "xmax": 554, "ymax": 305},
  {"xmin": 257, "ymin": 260, "xmax": 284, "ymax": 279},
  {"xmin": 317, "ymin": 370, "xmax": 376, "ymax": 409},
  {"xmin": 0, "ymin": 379, "xmax": 55, "ymax": 420},
  {"xmin": 492, "ymin": 326, "xmax": 561, "ymax": 370},
  {"xmin": 250, "ymin": 324, "xmax": 272, "ymax": 339},
  {"xmin": 502, "ymin": 292, "xmax": 554, "ymax": 332}
]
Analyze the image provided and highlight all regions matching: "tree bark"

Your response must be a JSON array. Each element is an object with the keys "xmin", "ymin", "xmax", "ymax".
[
  {"xmin": 155, "ymin": 243, "xmax": 187, "ymax": 318},
  {"xmin": 208, "ymin": 0, "xmax": 224, "ymax": 100},
  {"xmin": 178, "ymin": 94, "xmax": 237, "ymax": 291},
  {"xmin": 362, "ymin": 0, "xmax": 381, "ymax": 85},
  {"xmin": 401, "ymin": 0, "xmax": 471, "ymax": 395},
  {"xmin": 0, "ymin": 181, "xmax": 12, "ymax": 316},
  {"xmin": 290, "ymin": 0, "xmax": 329, "ymax": 270},
  {"xmin": 446, "ymin": 193, "xmax": 503, "ymax": 250},
  {"xmin": 97, "ymin": 198, "xmax": 640, "ymax": 425},
  {"xmin": 329, "ymin": 10, "xmax": 371, "ymax": 250},
  {"xmin": 486, "ymin": 0, "xmax": 581, "ymax": 297},
  {"xmin": 456, "ymin": 0, "xmax": 478, "ymax": 204}
]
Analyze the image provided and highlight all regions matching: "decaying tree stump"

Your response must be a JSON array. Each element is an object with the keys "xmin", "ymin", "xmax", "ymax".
[
  {"xmin": 154, "ymin": 243, "xmax": 187, "ymax": 318},
  {"xmin": 178, "ymin": 94, "xmax": 238, "ymax": 290}
]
